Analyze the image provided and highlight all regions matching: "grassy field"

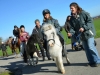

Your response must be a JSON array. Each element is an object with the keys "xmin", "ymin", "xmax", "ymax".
[
  {"xmin": 0, "ymin": 71, "xmax": 14, "ymax": 75},
  {"xmin": 0, "ymin": 18, "xmax": 100, "ymax": 56}
]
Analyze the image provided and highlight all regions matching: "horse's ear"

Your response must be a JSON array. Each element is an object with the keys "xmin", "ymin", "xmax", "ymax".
[{"xmin": 48, "ymin": 25, "xmax": 52, "ymax": 30}]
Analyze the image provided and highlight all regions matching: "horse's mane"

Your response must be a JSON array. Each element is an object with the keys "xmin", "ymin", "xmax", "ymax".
[
  {"xmin": 41, "ymin": 23, "xmax": 56, "ymax": 33},
  {"xmin": 18, "ymin": 28, "xmax": 22, "ymax": 36},
  {"xmin": 28, "ymin": 33, "xmax": 41, "ymax": 44}
]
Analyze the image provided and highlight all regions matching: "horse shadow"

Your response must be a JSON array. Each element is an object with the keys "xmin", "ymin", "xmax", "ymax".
[
  {"xmin": 0, "ymin": 58, "xmax": 88, "ymax": 75},
  {"xmin": 0, "ymin": 56, "xmax": 15, "ymax": 60}
]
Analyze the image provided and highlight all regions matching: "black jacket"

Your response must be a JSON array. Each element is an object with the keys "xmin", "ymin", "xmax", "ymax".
[
  {"xmin": 0, "ymin": 44, "xmax": 7, "ymax": 51},
  {"xmin": 32, "ymin": 26, "xmax": 43, "ymax": 39},
  {"xmin": 64, "ymin": 21, "xmax": 70, "ymax": 33},
  {"xmin": 13, "ymin": 29, "xmax": 19, "ymax": 37}
]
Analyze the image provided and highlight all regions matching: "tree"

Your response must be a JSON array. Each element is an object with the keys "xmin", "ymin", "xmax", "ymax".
[{"xmin": 0, "ymin": 37, "xmax": 2, "ymax": 45}]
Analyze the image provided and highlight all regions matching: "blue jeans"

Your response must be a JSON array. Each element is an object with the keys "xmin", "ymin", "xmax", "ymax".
[
  {"xmin": 82, "ymin": 37, "xmax": 100, "ymax": 64},
  {"xmin": 20, "ymin": 42, "xmax": 26, "ymax": 56}
]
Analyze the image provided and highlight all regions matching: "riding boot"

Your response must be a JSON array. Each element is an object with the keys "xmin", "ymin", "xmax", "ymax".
[
  {"xmin": 43, "ymin": 40, "xmax": 51, "ymax": 60},
  {"xmin": 58, "ymin": 34, "xmax": 65, "ymax": 57}
]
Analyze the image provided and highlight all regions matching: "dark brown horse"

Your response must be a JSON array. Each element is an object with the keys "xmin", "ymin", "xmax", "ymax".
[
  {"xmin": 23, "ymin": 33, "xmax": 42, "ymax": 66},
  {"xmin": 6, "ymin": 28, "xmax": 21, "ymax": 58}
]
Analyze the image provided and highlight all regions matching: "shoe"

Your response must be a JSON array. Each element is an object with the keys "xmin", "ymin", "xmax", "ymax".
[{"xmin": 88, "ymin": 63, "xmax": 100, "ymax": 67}]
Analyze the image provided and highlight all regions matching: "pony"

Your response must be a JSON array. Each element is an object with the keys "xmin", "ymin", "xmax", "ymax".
[
  {"xmin": 23, "ymin": 33, "xmax": 41, "ymax": 66},
  {"xmin": 41, "ymin": 24, "xmax": 70, "ymax": 74}
]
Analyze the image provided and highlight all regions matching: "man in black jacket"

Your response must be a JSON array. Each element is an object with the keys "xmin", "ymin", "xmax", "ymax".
[
  {"xmin": 32, "ymin": 19, "xmax": 51, "ymax": 61},
  {"xmin": 0, "ymin": 42, "xmax": 8, "ymax": 57}
]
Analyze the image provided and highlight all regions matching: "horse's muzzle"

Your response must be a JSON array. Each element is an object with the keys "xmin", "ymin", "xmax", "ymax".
[
  {"xmin": 47, "ymin": 39, "xmax": 55, "ymax": 47},
  {"xmin": 49, "ymin": 43, "xmax": 54, "ymax": 47}
]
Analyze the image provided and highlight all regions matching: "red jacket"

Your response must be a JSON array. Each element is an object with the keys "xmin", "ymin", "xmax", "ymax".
[{"xmin": 20, "ymin": 31, "xmax": 29, "ymax": 42}]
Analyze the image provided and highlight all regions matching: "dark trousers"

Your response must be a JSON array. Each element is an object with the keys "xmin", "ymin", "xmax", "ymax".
[
  {"xmin": 39, "ymin": 43, "xmax": 45, "ymax": 57},
  {"xmin": 43, "ymin": 40, "xmax": 50, "ymax": 58},
  {"xmin": 2, "ymin": 50, "xmax": 8, "ymax": 57}
]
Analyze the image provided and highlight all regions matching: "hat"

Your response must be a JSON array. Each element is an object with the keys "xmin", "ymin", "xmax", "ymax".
[{"xmin": 20, "ymin": 25, "xmax": 25, "ymax": 29}]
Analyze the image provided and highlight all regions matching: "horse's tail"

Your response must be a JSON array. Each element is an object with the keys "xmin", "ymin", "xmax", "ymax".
[{"xmin": 23, "ymin": 50, "xmax": 28, "ymax": 63}]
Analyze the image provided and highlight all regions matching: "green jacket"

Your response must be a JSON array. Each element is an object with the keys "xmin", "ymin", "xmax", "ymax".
[{"xmin": 69, "ymin": 10, "xmax": 96, "ymax": 40}]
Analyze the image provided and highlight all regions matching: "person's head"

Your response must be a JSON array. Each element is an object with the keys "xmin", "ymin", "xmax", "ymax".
[
  {"xmin": 66, "ymin": 15, "xmax": 71, "ymax": 22},
  {"xmin": 70, "ymin": 2, "xmax": 82, "ymax": 14},
  {"xmin": 14, "ymin": 25, "xmax": 18, "ymax": 30},
  {"xmin": 35, "ymin": 19, "xmax": 40, "ymax": 27},
  {"xmin": 2, "ymin": 42, "xmax": 4, "ymax": 44},
  {"xmin": 20, "ymin": 25, "xmax": 25, "ymax": 32},
  {"xmin": 42, "ymin": 9, "xmax": 51, "ymax": 19}
]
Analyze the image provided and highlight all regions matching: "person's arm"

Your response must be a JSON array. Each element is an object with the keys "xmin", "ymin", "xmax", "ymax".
[
  {"xmin": 5, "ymin": 45, "xmax": 7, "ymax": 50},
  {"xmin": 13, "ymin": 30, "xmax": 16, "ymax": 36},
  {"xmin": 64, "ymin": 22, "xmax": 70, "ymax": 33},
  {"xmin": 81, "ymin": 11, "xmax": 93, "ymax": 31},
  {"xmin": 54, "ymin": 19, "xmax": 62, "ymax": 32}
]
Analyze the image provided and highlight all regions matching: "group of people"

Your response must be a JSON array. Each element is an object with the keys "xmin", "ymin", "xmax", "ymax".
[{"xmin": 10, "ymin": 2, "xmax": 100, "ymax": 67}]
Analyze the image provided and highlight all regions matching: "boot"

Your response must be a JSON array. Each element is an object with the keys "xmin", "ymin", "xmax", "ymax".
[
  {"xmin": 60, "ymin": 37, "xmax": 65, "ymax": 57},
  {"xmin": 43, "ymin": 57, "xmax": 45, "ymax": 61}
]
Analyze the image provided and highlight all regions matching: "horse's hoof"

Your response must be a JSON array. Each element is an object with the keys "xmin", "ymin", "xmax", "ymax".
[{"xmin": 61, "ymin": 70, "xmax": 65, "ymax": 74}]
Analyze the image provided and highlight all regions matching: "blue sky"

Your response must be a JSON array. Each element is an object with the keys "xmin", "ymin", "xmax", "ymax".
[{"xmin": 0, "ymin": 0, "xmax": 100, "ymax": 41}]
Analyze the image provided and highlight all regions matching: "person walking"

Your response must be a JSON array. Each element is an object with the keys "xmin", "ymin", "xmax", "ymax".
[
  {"xmin": 0, "ymin": 42, "xmax": 8, "ymax": 57},
  {"xmin": 32, "ymin": 19, "xmax": 51, "ymax": 61},
  {"xmin": 68, "ymin": 2, "xmax": 100, "ymax": 67}
]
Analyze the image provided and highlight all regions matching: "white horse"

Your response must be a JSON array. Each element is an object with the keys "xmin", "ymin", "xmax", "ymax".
[{"xmin": 41, "ymin": 24, "xmax": 70, "ymax": 74}]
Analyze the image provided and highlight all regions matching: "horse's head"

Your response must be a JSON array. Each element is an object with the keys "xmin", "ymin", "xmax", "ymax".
[
  {"xmin": 41, "ymin": 24, "xmax": 57, "ymax": 47},
  {"xmin": 28, "ymin": 34, "xmax": 40, "ymax": 44}
]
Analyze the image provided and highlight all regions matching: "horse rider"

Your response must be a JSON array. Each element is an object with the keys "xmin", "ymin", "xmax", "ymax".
[
  {"xmin": 13, "ymin": 25, "xmax": 20, "ymax": 43},
  {"xmin": 32, "ymin": 19, "xmax": 51, "ymax": 61},
  {"xmin": 42, "ymin": 9, "xmax": 65, "ymax": 56}
]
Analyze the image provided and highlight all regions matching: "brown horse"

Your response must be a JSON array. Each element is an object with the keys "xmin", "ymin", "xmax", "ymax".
[{"xmin": 6, "ymin": 28, "xmax": 21, "ymax": 58}]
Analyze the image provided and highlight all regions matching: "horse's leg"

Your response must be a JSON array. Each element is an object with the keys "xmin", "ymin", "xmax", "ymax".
[
  {"xmin": 30, "ymin": 52, "xmax": 36, "ymax": 67},
  {"xmin": 64, "ymin": 44, "xmax": 70, "ymax": 64},
  {"xmin": 54, "ymin": 57, "xmax": 60, "ymax": 72},
  {"xmin": 57, "ymin": 56, "xmax": 65, "ymax": 74},
  {"xmin": 33, "ymin": 52, "xmax": 38, "ymax": 65},
  {"xmin": 33, "ymin": 52, "xmax": 38, "ymax": 57},
  {"xmin": 27, "ymin": 55, "xmax": 32, "ymax": 65}
]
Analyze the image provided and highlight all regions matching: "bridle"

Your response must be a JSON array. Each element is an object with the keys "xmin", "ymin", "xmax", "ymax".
[{"xmin": 45, "ymin": 32, "xmax": 55, "ymax": 44}]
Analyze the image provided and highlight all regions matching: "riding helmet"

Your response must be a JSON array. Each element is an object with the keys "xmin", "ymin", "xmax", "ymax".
[
  {"xmin": 14, "ymin": 25, "xmax": 17, "ymax": 28},
  {"xmin": 20, "ymin": 25, "xmax": 25, "ymax": 29},
  {"xmin": 42, "ymin": 9, "xmax": 50, "ymax": 15}
]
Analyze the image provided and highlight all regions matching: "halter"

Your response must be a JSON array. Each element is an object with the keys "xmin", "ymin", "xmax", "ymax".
[
  {"xmin": 47, "ymin": 39, "xmax": 55, "ymax": 44},
  {"xmin": 43, "ymin": 25, "xmax": 61, "ymax": 47}
]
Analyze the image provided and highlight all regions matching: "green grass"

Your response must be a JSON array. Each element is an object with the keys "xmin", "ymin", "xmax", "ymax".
[
  {"xmin": 0, "ymin": 46, "xmax": 19, "ymax": 57},
  {"xmin": 93, "ymin": 18, "xmax": 100, "ymax": 38},
  {"xmin": 0, "ymin": 18, "xmax": 100, "ymax": 56},
  {"xmin": 0, "ymin": 71, "xmax": 14, "ymax": 75}
]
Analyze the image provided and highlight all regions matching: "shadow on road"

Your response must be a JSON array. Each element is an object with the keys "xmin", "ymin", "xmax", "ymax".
[
  {"xmin": 0, "ymin": 57, "xmax": 88, "ymax": 75},
  {"xmin": 0, "ymin": 57, "xmax": 15, "ymax": 60},
  {"xmin": 67, "ymin": 49, "xmax": 83, "ymax": 52}
]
